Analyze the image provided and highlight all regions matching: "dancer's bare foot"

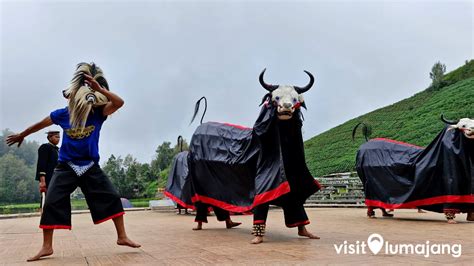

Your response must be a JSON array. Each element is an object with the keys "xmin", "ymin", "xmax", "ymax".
[
  {"xmin": 27, "ymin": 246, "xmax": 53, "ymax": 262},
  {"xmin": 467, "ymin": 212, "xmax": 474, "ymax": 221},
  {"xmin": 298, "ymin": 226, "xmax": 320, "ymax": 239},
  {"xmin": 117, "ymin": 237, "xmax": 141, "ymax": 248},
  {"xmin": 193, "ymin": 222, "xmax": 202, "ymax": 230},
  {"xmin": 447, "ymin": 219, "xmax": 457, "ymax": 224},
  {"xmin": 251, "ymin": 236, "xmax": 263, "ymax": 244},
  {"xmin": 226, "ymin": 220, "xmax": 242, "ymax": 229}
]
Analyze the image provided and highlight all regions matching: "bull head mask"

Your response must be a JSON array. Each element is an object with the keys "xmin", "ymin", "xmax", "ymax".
[
  {"xmin": 259, "ymin": 68, "xmax": 314, "ymax": 120},
  {"xmin": 62, "ymin": 62, "xmax": 110, "ymax": 130},
  {"xmin": 441, "ymin": 114, "xmax": 474, "ymax": 139}
]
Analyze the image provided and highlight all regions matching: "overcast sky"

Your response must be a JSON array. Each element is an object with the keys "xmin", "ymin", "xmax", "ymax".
[{"xmin": 1, "ymin": 0, "xmax": 472, "ymax": 163}]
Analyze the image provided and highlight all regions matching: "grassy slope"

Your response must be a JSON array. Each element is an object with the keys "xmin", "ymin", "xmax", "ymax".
[{"xmin": 305, "ymin": 61, "xmax": 474, "ymax": 177}]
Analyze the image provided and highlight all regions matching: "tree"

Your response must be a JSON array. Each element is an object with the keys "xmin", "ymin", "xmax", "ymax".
[
  {"xmin": 429, "ymin": 61, "xmax": 447, "ymax": 90},
  {"xmin": 0, "ymin": 153, "xmax": 38, "ymax": 203},
  {"xmin": 151, "ymin": 142, "xmax": 175, "ymax": 172},
  {"xmin": 103, "ymin": 154, "xmax": 154, "ymax": 198},
  {"xmin": 1, "ymin": 129, "xmax": 40, "ymax": 166},
  {"xmin": 150, "ymin": 139, "xmax": 189, "ymax": 189}
]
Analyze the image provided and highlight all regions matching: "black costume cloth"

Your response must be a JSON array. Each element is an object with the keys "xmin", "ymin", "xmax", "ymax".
[
  {"xmin": 165, "ymin": 105, "xmax": 321, "ymax": 213},
  {"xmin": 356, "ymin": 127, "xmax": 474, "ymax": 213}
]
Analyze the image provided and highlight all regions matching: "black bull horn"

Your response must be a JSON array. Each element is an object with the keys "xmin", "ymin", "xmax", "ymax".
[
  {"xmin": 441, "ymin": 114, "xmax": 459, "ymax": 125},
  {"xmin": 259, "ymin": 69, "xmax": 314, "ymax": 94}
]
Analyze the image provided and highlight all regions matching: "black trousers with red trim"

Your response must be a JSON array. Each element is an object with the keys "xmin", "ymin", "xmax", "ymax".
[
  {"xmin": 253, "ymin": 200, "xmax": 309, "ymax": 228},
  {"xmin": 194, "ymin": 202, "xmax": 230, "ymax": 223},
  {"xmin": 40, "ymin": 163, "xmax": 124, "ymax": 229}
]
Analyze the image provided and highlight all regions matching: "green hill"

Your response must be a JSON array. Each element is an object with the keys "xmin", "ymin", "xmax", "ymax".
[{"xmin": 305, "ymin": 60, "xmax": 474, "ymax": 177}]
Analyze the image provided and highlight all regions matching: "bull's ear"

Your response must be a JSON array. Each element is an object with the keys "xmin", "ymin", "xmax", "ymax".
[
  {"xmin": 298, "ymin": 95, "xmax": 306, "ymax": 109},
  {"xmin": 259, "ymin": 93, "xmax": 272, "ymax": 106}
]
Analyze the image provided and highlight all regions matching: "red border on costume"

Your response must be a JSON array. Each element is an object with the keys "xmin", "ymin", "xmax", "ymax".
[
  {"xmin": 39, "ymin": 224, "xmax": 71, "ymax": 230},
  {"xmin": 191, "ymin": 194, "xmax": 251, "ymax": 212},
  {"xmin": 371, "ymin": 138, "xmax": 424, "ymax": 149},
  {"xmin": 209, "ymin": 121, "xmax": 252, "ymax": 130},
  {"xmin": 313, "ymin": 179, "xmax": 322, "ymax": 190},
  {"xmin": 253, "ymin": 220, "xmax": 266, "ymax": 224},
  {"xmin": 94, "ymin": 211, "xmax": 125, "ymax": 224},
  {"xmin": 286, "ymin": 220, "xmax": 310, "ymax": 228},
  {"xmin": 164, "ymin": 191, "xmax": 196, "ymax": 210},
  {"xmin": 365, "ymin": 195, "xmax": 474, "ymax": 209},
  {"xmin": 190, "ymin": 181, "xmax": 291, "ymax": 213},
  {"xmin": 253, "ymin": 181, "xmax": 291, "ymax": 206}
]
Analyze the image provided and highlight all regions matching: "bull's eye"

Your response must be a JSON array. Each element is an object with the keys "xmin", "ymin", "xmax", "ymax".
[
  {"xmin": 275, "ymin": 96, "xmax": 280, "ymax": 101},
  {"xmin": 293, "ymin": 98, "xmax": 297, "ymax": 103},
  {"xmin": 462, "ymin": 125, "xmax": 466, "ymax": 128}
]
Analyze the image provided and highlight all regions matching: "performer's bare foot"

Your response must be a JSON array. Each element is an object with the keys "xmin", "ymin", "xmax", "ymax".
[
  {"xmin": 298, "ymin": 226, "xmax": 320, "ymax": 239},
  {"xmin": 117, "ymin": 237, "xmax": 141, "ymax": 248},
  {"xmin": 466, "ymin": 212, "xmax": 474, "ymax": 221},
  {"xmin": 447, "ymin": 219, "xmax": 457, "ymax": 224},
  {"xmin": 193, "ymin": 222, "xmax": 203, "ymax": 230},
  {"xmin": 225, "ymin": 219, "xmax": 242, "ymax": 229},
  {"xmin": 251, "ymin": 236, "xmax": 263, "ymax": 244},
  {"xmin": 27, "ymin": 246, "xmax": 53, "ymax": 262}
]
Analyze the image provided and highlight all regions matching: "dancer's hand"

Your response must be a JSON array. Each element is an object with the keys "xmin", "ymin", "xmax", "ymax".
[
  {"xmin": 84, "ymin": 74, "xmax": 105, "ymax": 93},
  {"xmin": 6, "ymin": 133, "xmax": 25, "ymax": 147},
  {"xmin": 39, "ymin": 181, "xmax": 47, "ymax": 193}
]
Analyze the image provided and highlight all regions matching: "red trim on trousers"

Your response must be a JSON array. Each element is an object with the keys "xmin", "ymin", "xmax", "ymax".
[
  {"xmin": 164, "ymin": 191, "xmax": 196, "ymax": 210},
  {"xmin": 39, "ymin": 224, "xmax": 72, "ymax": 230},
  {"xmin": 365, "ymin": 195, "xmax": 474, "ymax": 209},
  {"xmin": 253, "ymin": 220, "xmax": 266, "ymax": 224},
  {"xmin": 94, "ymin": 211, "xmax": 125, "ymax": 224},
  {"xmin": 371, "ymin": 138, "xmax": 424, "ymax": 149},
  {"xmin": 286, "ymin": 220, "xmax": 310, "ymax": 228}
]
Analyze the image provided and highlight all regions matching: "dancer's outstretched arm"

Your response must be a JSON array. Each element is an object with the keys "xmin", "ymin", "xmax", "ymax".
[{"xmin": 6, "ymin": 116, "xmax": 53, "ymax": 147}]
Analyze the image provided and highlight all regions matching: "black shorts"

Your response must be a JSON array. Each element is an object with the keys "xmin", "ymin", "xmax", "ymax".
[{"xmin": 40, "ymin": 163, "xmax": 124, "ymax": 229}]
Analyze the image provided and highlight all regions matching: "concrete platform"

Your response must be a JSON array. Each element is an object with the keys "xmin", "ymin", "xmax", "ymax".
[{"xmin": 0, "ymin": 208, "xmax": 472, "ymax": 265}]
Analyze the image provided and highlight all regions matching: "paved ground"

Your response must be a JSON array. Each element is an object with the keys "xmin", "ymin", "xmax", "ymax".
[{"xmin": 0, "ymin": 208, "xmax": 472, "ymax": 265}]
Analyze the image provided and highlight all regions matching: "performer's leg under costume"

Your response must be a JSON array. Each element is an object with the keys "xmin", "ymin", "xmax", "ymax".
[
  {"xmin": 194, "ymin": 202, "xmax": 230, "ymax": 223},
  {"xmin": 252, "ymin": 201, "xmax": 310, "ymax": 236},
  {"xmin": 252, "ymin": 204, "xmax": 269, "ymax": 236},
  {"xmin": 40, "ymin": 163, "xmax": 124, "ymax": 229},
  {"xmin": 281, "ymin": 201, "xmax": 310, "ymax": 227}
]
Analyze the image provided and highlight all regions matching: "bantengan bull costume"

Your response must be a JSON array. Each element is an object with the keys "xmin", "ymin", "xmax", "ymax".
[{"xmin": 166, "ymin": 69, "xmax": 321, "ymax": 243}]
